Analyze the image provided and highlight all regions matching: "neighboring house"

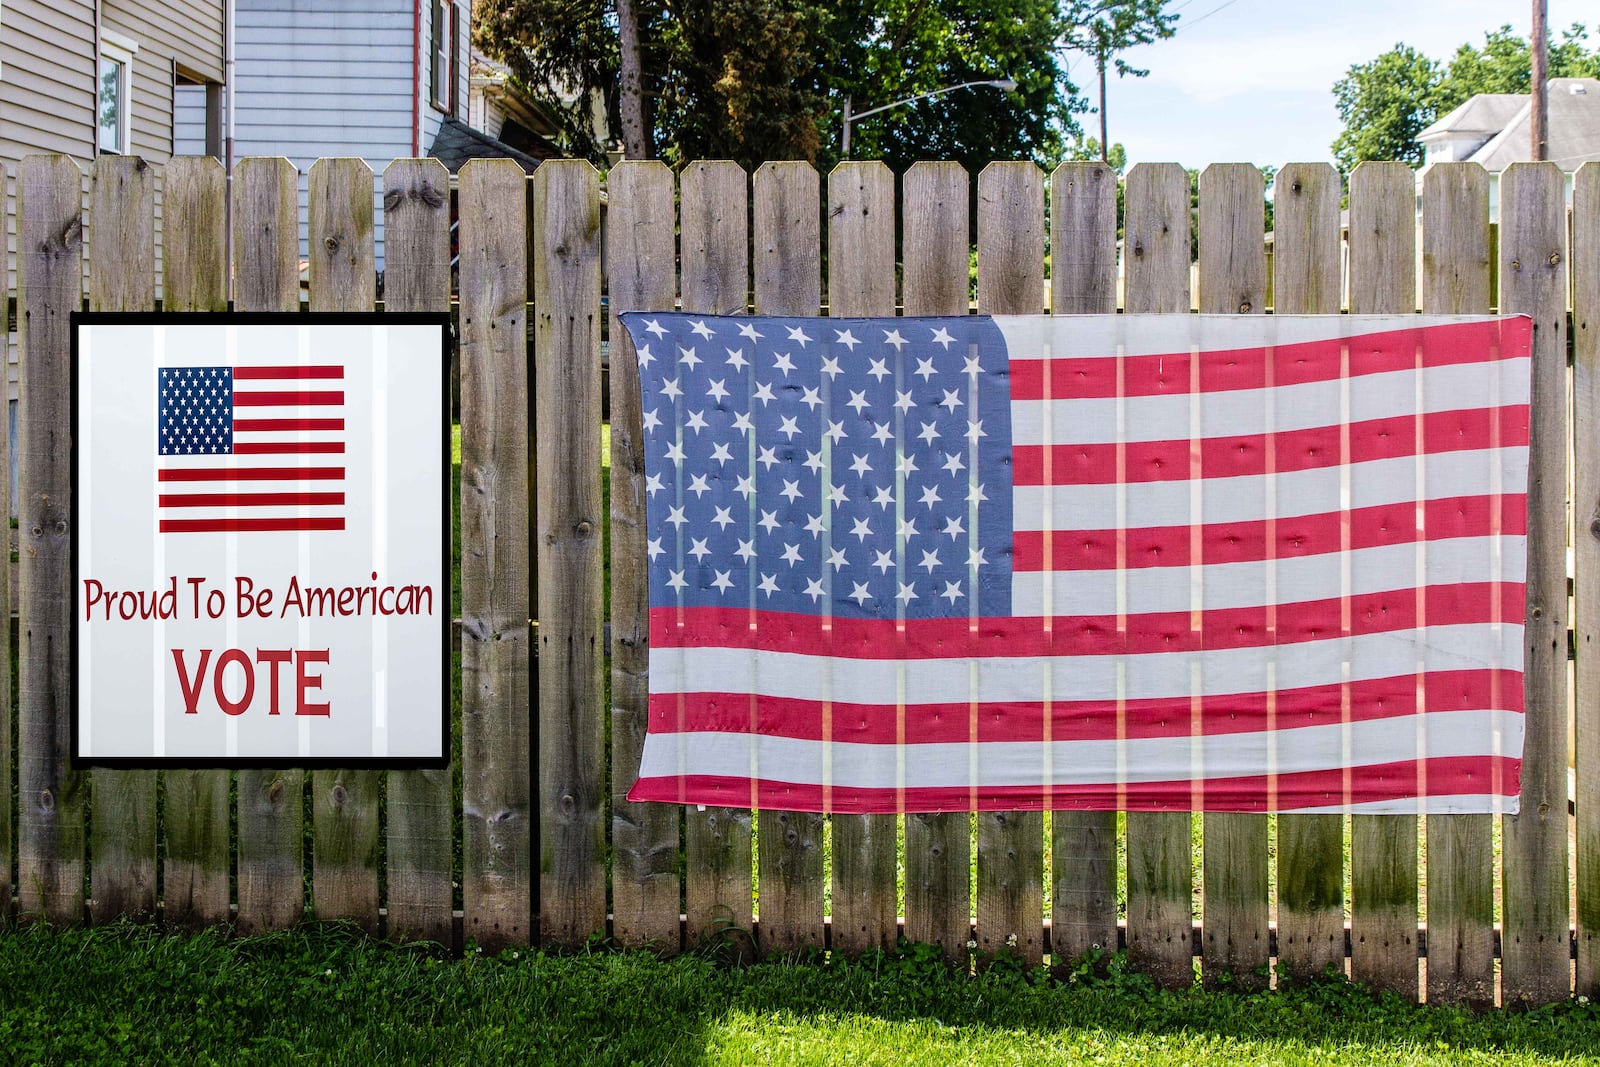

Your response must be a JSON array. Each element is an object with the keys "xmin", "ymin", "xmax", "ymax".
[
  {"xmin": 174, "ymin": 0, "xmax": 561, "ymax": 269},
  {"xmin": 1417, "ymin": 77, "xmax": 1600, "ymax": 208},
  {"xmin": 1, "ymin": 0, "xmax": 226, "ymax": 494}
]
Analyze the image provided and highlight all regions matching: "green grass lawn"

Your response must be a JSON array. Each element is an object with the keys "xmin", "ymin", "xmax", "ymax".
[{"xmin": 1, "ymin": 924, "xmax": 1596, "ymax": 1066}]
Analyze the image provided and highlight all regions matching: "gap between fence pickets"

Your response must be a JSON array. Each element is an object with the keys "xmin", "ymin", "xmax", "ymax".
[{"xmin": 4, "ymin": 891, "xmax": 1578, "ymax": 963}]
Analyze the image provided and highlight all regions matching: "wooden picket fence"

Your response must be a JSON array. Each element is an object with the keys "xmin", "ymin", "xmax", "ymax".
[{"xmin": 2, "ymin": 153, "xmax": 1597, "ymax": 1010}]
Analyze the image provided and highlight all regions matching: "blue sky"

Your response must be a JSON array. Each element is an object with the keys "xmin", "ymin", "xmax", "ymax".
[{"xmin": 1091, "ymin": 0, "xmax": 1594, "ymax": 168}]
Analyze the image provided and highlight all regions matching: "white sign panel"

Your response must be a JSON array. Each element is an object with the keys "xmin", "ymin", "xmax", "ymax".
[{"xmin": 73, "ymin": 313, "xmax": 450, "ymax": 766}]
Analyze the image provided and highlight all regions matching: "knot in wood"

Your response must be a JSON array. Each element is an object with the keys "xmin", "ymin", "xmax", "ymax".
[
  {"xmin": 1511, "ymin": 259, "xmax": 1522, "ymax": 271},
  {"xmin": 560, "ymin": 793, "xmax": 576, "ymax": 815},
  {"xmin": 1589, "ymin": 518, "xmax": 1600, "ymax": 540},
  {"xmin": 324, "ymin": 235, "xmax": 341, "ymax": 253},
  {"xmin": 1548, "ymin": 252, "xmax": 1562, "ymax": 267},
  {"xmin": 267, "ymin": 778, "xmax": 285, "ymax": 804},
  {"xmin": 1531, "ymin": 606, "xmax": 1543, "ymax": 619},
  {"xmin": 40, "ymin": 788, "xmax": 55, "ymax": 812},
  {"xmin": 54, "ymin": 520, "xmax": 67, "ymax": 535},
  {"xmin": 1238, "ymin": 301, "xmax": 1252, "ymax": 313},
  {"xmin": 331, "ymin": 783, "xmax": 349, "ymax": 806},
  {"xmin": 575, "ymin": 520, "xmax": 594, "ymax": 538},
  {"xmin": 30, "ymin": 525, "xmax": 42, "ymax": 538}
]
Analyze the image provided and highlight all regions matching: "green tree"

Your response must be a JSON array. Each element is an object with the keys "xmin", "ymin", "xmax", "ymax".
[
  {"xmin": 1330, "ymin": 23, "xmax": 1600, "ymax": 173},
  {"xmin": 475, "ymin": 0, "xmax": 1179, "ymax": 171}
]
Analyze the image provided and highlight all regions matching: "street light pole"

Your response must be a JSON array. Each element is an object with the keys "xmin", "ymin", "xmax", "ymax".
[{"xmin": 840, "ymin": 78, "xmax": 1017, "ymax": 158}]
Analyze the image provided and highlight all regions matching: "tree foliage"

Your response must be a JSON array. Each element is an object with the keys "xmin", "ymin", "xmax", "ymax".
[
  {"xmin": 1331, "ymin": 23, "xmax": 1600, "ymax": 172},
  {"xmin": 474, "ymin": 0, "xmax": 1180, "ymax": 171}
]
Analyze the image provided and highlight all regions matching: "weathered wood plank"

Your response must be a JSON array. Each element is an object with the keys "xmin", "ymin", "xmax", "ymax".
[
  {"xmin": 1418, "ymin": 162, "xmax": 1495, "ymax": 1008},
  {"xmin": 1576, "ymin": 161, "xmax": 1600, "ymax": 1000},
  {"xmin": 678, "ymin": 161, "xmax": 755, "ymax": 948},
  {"xmin": 752, "ymin": 161, "xmax": 825, "ymax": 956},
  {"xmin": 1196, "ymin": 162, "xmax": 1270, "ymax": 990},
  {"xmin": 1270, "ymin": 161, "xmax": 1345, "ymax": 986},
  {"xmin": 975, "ymin": 161, "xmax": 1045, "ymax": 967},
  {"xmin": 306, "ymin": 158, "xmax": 381, "ymax": 933},
  {"xmin": 900, "ymin": 161, "xmax": 972, "ymax": 960},
  {"xmin": 0, "ymin": 211, "xmax": 9, "ymax": 923},
  {"xmin": 1120, "ymin": 161, "xmax": 1194, "ymax": 989},
  {"xmin": 1345, "ymin": 161, "xmax": 1419, "ymax": 1002},
  {"xmin": 458, "ymin": 159, "xmax": 533, "ymax": 952},
  {"xmin": 1498, "ymin": 161, "xmax": 1570, "ymax": 1007},
  {"xmin": 231, "ymin": 157, "xmax": 306, "ymax": 934},
  {"xmin": 16, "ymin": 154, "xmax": 86, "ymax": 926},
  {"xmin": 827, "ymin": 160, "xmax": 899, "ymax": 958},
  {"xmin": 87, "ymin": 155, "xmax": 159, "ymax": 924},
  {"xmin": 534, "ymin": 159, "xmax": 607, "ymax": 947},
  {"xmin": 1046, "ymin": 164, "xmax": 1119, "ymax": 972},
  {"xmin": 381, "ymin": 157, "xmax": 456, "ymax": 947},
  {"xmin": 606, "ymin": 160, "xmax": 680, "ymax": 952}
]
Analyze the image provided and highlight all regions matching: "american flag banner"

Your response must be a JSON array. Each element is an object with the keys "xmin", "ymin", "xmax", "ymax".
[
  {"xmin": 157, "ymin": 363, "xmax": 347, "ymax": 534},
  {"xmin": 619, "ymin": 312, "xmax": 1532, "ymax": 815}
]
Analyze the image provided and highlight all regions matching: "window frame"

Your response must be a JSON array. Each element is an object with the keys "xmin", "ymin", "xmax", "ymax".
[
  {"xmin": 430, "ymin": 1, "xmax": 453, "ymax": 113},
  {"xmin": 98, "ymin": 30, "xmax": 139, "ymax": 156}
]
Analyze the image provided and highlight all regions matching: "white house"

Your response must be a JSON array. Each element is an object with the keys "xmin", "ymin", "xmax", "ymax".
[
  {"xmin": 174, "ymin": 0, "xmax": 559, "ymax": 267},
  {"xmin": 1417, "ymin": 77, "xmax": 1600, "ymax": 210}
]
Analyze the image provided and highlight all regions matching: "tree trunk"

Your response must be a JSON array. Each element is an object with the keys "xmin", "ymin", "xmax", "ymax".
[{"xmin": 616, "ymin": 0, "xmax": 653, "ymax": 159}]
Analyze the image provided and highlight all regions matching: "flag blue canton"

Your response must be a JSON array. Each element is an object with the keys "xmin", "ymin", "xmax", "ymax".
[
  {"xmin": 625, "ymin": 313, "xmax": 1014, "ymax": 620},
  {"xmin": 158, "ymin": 366, "xmax": 234, "ymax": 456}
]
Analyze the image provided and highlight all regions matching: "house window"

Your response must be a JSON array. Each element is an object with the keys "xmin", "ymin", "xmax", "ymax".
[
  {"xmin": 99, "ymin": 32, "xmax": 138, "ymax": 155},
  {"xmin": 430, "ymin": 1, "xmax": 454, "ymax": 113}
]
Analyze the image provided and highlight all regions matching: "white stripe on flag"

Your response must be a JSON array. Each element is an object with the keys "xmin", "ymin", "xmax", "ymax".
[
  {"xmin": 649, "ymin": 623, "xmax": 1523, "ymax": 704},
  {"xmin": 636, "ymin": 708, "xmax": 1520, "ymax": 789}
]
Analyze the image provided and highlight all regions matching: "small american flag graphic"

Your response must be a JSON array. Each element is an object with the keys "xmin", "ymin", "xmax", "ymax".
[{"xmin": 157, "ymin": 363, "xmax": 346, "ymax": 533}]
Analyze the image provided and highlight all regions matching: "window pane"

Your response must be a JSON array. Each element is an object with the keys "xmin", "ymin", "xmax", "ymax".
[
  {"xmin": 432, "ymin": 2, "xmax": 448, "ymax": 109},
  {"xmin": 99, "ymin": 57, "xmax": 123, "ymax": 153}
]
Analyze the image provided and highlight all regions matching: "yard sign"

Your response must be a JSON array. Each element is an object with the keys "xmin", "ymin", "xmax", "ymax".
[{"xmin": 72, "ymin": 313, "xmax": 451, "ymax": 766}]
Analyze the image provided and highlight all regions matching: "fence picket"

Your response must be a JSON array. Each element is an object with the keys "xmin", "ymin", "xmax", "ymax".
[
  {"xmin": 1121, "ymin": 161, "xmax": 1195, "ymax": 988},
  {"xmin": 606, "ymin": 160, "xmax": 681, "ymax": 951},
  {"xmin": 752, "ymin": 161, "xmax": 826, "ymax": 956},
  {"xmin": 86, "ymin": 156, "xmax": 158, "ymax": 924},
  {"xmin": 1499, "ymin": 161, "xmax": 1571, "ymax": 1007},
  {"xmin": 975, "ymin": 161, "xmax": 1045, "ymax": 967},
  {"xmin": 1196, "ymin": 162, "xmax": 1270, "ymax": 990},
  {"xmin": 381, "ymin": 157, "xmax": 456, "ymax": 946},
  {"xmin": 231, "ymin": 157, "xmax": 306, "ymax": 934},
  {"xmin": 826, "ymin": 161, "xmax": 900, "ymax": 957},
  {"xmin": 458, "ymin": 159, "xmax": 533, "ymax": 952},
  {"xmin": 1576, "ymin": 161, "xmax": 1600, "ymax": 999},
  {"xmin": 305, "ymin": 159, "xmax": 382, "ymax": 932},
  {"xmin": 16, "ymin": 154, "xmax": 86, "ymax": 926},
  {"xmin": 533, "ymin": 160, "xmax": 606, "ymax": 947},
  {"xmin": 678, "ymin": 161, "xmax": 755, "ymax": 949},
  {"xmin": 900, "ymin": 161, "xmax": 973, "ymax": 960},
  {"xmin": 1419, "ymin": 162, "xmax": 1496, "ymax": 1008},
  {"xmin": 1346, "ymin": 161, "xmax": 1420, "ymax": 1001},
  {"xmin": 1271, "ymin": 162, "xmax": 1346, "ymax": 984},
  {"xmin": 1047, "ymin": 162, "xmax": 1120, "ymax": 970}
]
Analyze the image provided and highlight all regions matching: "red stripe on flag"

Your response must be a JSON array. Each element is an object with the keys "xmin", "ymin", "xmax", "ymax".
[
  {"xmin": 158, "ymin": 492, "xmax": 345, "ymax": 508},
  {"xmin": 233, "ymin": 390, "xmax": 344, "ymax": 407},
  {"xmin": 233, "ymin": 417, "xmax": 345, "ymax": 432},
  {"xmin": 232, "ymin": 365, "xmax": 343, "ymax": 380},
  {"xmin": 231, "ymin": 441, "xmax": 346, "ymax": 455},
  {"xmin": 627, "ymin": 756, "xmax": 1521, "ymax": 813},
  {"xmin": 1007, "ymin": 320, "xmax": 1525, "ymax": 400},
  {"xmin": 1012, "ymin": 408, "xmax": 1528, "ymax": 485},
  {"xmin": 648, "ymin": 669, "xmax": 1522, "ymax": 744},
  {"xmin": 159, "ymin": 517, "xmax": 346, "ymax": 533},
  {"xmin": 649, "ymin": 583, "xmax": 1524, "ymax": 659},
  {"xmin": 158, "ymin": 466, "xmax": 345, "ymax": 482},
  {"xmin": 1012, "ymin": 494, "xmax": 1525, "ymax": 572}
]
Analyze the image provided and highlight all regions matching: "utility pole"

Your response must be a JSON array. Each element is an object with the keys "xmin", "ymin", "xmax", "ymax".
[
  {"xmin": 1531, "ymin": 0, "xmax": 1548, "ymax": 160},
  {"xmin": 1098, "ymin": 53, "xmax": 1109, "ymax": 163}
]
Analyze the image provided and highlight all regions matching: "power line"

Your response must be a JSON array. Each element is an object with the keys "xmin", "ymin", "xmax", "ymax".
[{"xmin": 1172, "ymin": 0, "xmax": 1245, "ymax": 35}]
